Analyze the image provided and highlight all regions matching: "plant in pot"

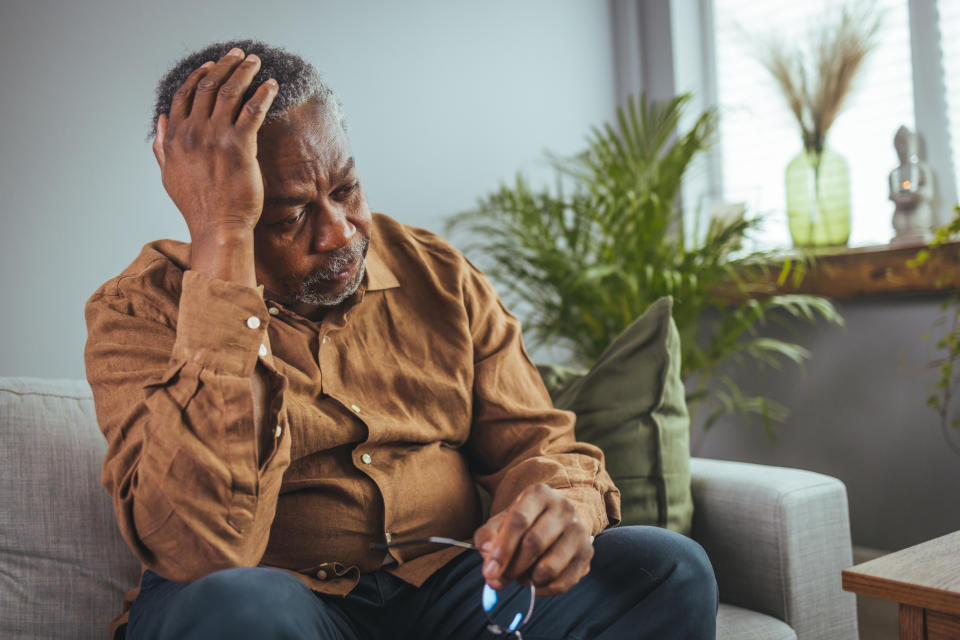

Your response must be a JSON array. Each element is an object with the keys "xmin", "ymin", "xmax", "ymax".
[
  {"xmin": 447, "ymin": 93, "xmax": 843, "ymax": 444},
  {"xmin": 753, "ymin": 3, "xmax": 881, "ymax": 248}
]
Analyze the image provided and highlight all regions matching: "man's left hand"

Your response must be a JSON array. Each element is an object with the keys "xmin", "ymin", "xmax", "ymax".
[{"xmin": 473, "ymin": 483, "xmax": 594, "ymax": 596}]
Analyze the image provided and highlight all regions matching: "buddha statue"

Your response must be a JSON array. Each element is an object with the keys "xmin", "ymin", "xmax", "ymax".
[{"xmin": 889, "ymin": 125, "xmax": 935, "ymax": 245}]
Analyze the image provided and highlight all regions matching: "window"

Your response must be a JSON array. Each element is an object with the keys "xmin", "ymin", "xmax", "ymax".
[
  {"xmin": 712, "ymin": 0, "xmax": 915, "ymax": 249},
  {"xmin": 636, "ymin": 0, "xmax": 960, "ymax": 251},
  {"xmin": 941, "ymin": 0, "xmax": 960, "ymax": 200}
]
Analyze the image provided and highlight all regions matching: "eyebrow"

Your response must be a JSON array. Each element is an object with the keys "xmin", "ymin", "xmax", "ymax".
[
  {"xmin": 264, "ymin": 157, "xmax": 357, "ymax": 206},
  {"xmin": 336, "ymin": 157, "xmax": 356, "ymax": 179}
]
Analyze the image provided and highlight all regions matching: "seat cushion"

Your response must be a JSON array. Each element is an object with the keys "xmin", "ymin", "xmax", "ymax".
[
  {"xmin": 0, "ymin": 377, "xmax": 141, "ymax": 639},
  {"xmin": 538, "ymin": 296, "xmax": 693, "ymax": 534},
  {"xmin": 717, "ymin": 603, "xmax": 797, "ymax": 640}
]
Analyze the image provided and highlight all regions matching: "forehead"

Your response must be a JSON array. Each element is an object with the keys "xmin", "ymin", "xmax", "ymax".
[{"xmin": 257, "ymin": 100, "xmax": 352, "ymax": 189}]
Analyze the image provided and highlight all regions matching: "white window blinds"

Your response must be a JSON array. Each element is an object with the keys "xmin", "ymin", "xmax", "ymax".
[{"xmin": 939, "ymin": 0, "xmax": 960, "ymax": 204}]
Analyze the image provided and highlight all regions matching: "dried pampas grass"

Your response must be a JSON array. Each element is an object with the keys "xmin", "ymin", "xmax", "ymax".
[{"xmin": 754, "ymin": 4, "xmax": 882, "ymax": 157}]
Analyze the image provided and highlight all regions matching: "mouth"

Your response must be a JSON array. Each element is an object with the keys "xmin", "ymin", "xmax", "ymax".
[{"xmin": 329, "ymin": 257, "xmax": 361, "ymax": 281}]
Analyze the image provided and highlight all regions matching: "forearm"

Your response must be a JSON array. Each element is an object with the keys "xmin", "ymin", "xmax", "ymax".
[
  {"xmin": 86, "ymin": 269, "xmax": 289, "ymax": 581},
  {"xmin": 190, "ymin": 229, "xmax": 274, "ymax": 462},
  {"xmin": 128, "ymin": 363, "xmax": 288, "ymax": 580},
  {"xmin": 463, "ymin": 259, "xmax": 621, "ymax": 533}
]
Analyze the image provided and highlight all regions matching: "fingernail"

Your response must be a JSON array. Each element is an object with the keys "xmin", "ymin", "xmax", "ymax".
[
  {"xmin": 483, "ymin": 559, "xmax": 500, "ymax": 578},
  {"xmin": 246, "ymin": 54, "xmax": 259, "ymax": 63},
  {"xmin": 481, "ymin": 541, "xmax": 492, "ymax": 552},
  {"xmin": 228, "ymin": 47, "xmax": 243, "ymax": 57},
  {"xmin": 266, "ymin": 78, "xmax": 278, "ymax": 86}
]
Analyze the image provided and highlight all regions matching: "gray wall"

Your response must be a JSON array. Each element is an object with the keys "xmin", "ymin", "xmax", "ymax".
[
  {"xmin": 0, "ymin": 0, "xmax": 616, "ymax": 379},
  {"xmin": 692, "ymin": 297, "xmax": 960, "ymax": 552}
]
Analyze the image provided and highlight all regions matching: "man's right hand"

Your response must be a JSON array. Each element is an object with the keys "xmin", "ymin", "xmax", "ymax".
[{"xmin": 152, "ymin": 47, "xmax": 279, "ymax": 286}]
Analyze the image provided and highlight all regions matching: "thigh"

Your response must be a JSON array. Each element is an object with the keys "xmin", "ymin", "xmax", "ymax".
[
  {"xmin": 126, "ymin": 567, "xmax": 359, "ymax": 640},
  {"xmin": 409, "ymin": 526, "xmax": 717, "ymax": 640},
  {"xmin": 394, "ymin": 550, "xmax": 496, "ymax": 640},
  {"xmin": 524, "ymin": 526, "xmax": 718, "ymax": 640}
]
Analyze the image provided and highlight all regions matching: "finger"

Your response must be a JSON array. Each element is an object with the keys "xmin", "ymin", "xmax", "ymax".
[
  {"xmin": 190, "ymin": 47, "xmax": 246, "ymax": 119},
  {"xmin": 538, "ymin": 542, "xmax": 593, "ymax": 597},
  {"xmin": 529, "ymin": 525, "xmax": 589, "ymax": 592},
  {"xmin": 211, "ymin": 53, "xmax": 262, "ymax": 123},
  {"xmin": 167, "ymin": 62, "xmax": 214, "ymax": 125},
  {"xmin": 483, "ymin": 485, "xmax": 551, "ymax": 588},
  {"xmin": 235, "ymin": 78, "xmax": 279, "ymax": 136},
  {"xmin": 473, "ymin": 511, "xmax": 506, "ymax": 557},
  {"xmin": 153, "ymin": 114, "xmax": 168, "ymax": 168},
  {"xmin": 499, "ymin": 503, "xmax": 568, "ymax": 584}
]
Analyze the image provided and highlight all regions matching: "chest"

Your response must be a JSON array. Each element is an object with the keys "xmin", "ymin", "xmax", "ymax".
[{"xmin": 267, "ymin": 290, "xmax": 476, "ymax": 461}]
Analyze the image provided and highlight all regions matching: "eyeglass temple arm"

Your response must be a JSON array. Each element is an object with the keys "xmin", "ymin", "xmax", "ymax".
[{"xmin": 370, "ymin": 536, "xmax": 478, "ymax": 551}]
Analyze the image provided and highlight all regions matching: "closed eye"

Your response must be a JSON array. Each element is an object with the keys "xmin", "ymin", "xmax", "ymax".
[
  {"xmin": 280, "ymin": 209, "xmax": 306, "ymax": 226},
  {"xmin": 334, "ymin": 182, "xmax": 360, "ymax": 200}
]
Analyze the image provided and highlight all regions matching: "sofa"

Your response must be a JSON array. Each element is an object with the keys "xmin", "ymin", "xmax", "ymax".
[{"xmin": 0, "ymin": 377, "xmax": 858, "ymax": 639}]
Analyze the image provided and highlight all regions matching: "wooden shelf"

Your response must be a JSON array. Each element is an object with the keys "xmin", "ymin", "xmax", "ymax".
[{"xmin": 731, "ymin": 241, "xmax": 960, "ymax": 300}]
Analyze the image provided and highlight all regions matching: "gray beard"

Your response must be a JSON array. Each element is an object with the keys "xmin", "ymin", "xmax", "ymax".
[{"xmin": 293, "ymin": 237, "xmax": 368, "ymax": 308}]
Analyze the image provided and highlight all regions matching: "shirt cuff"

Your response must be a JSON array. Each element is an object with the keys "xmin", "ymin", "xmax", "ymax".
[
  {"xmin": 171, "ymin": 270, "xmax": 270, "ymax": 377},
  {"xmin": 556, "ymin": 484, "xmax": 621, "ymax": 535}
]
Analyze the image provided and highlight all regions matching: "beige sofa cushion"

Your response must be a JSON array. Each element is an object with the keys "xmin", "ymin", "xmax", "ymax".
[{"xmin": 0, "ymin": 377, "xmax": 140, "ymax": 639}]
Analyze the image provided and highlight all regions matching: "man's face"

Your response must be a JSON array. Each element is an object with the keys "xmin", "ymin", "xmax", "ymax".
[{"xmin": 253, "ymin": 98, "xmax": 372, "ymax": 317}]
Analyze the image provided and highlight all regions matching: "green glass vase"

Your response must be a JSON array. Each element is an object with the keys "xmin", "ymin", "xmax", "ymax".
[{"xmin": 785, "ymin": 147, "xmax": 851, "ymax": 247}]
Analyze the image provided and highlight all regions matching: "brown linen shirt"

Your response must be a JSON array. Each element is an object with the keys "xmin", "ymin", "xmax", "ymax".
[{"xmin": 84, "ymin": 212, "xmax": 621, "ymax": 637}]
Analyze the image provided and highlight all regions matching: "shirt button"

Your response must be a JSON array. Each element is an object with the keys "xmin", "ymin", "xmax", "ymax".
[
  {"xmin": 322, "ymin": 336, "xmax": 329, "ymax": 344},
  {"xmin": 246, "ymin": 316, "xmax": 262, "ymax": 330},
  {"xmin": 360, "ymin": 453, "xmax": 372, "ymax": 464},
  {"xmin": 274, "ymin": 424, "xmax": 282, "ymax": 438},
  {"xmin": 258, "ymin": 344, "xmax": 268, "ymax": 357},
  {"xmin": 384, "ymin": 532, "xmax": 392, "ymax": 544},
  {"xmin": 316, "ymin": 569, "xmax": 328, "ymax": 580},
  {"xmin": 268, "ymin": 306, "xmax": 279, "ymax": 316},
  {"xmin": 350, "ymin": 404, "xmax": 361, "ymax": 413}
]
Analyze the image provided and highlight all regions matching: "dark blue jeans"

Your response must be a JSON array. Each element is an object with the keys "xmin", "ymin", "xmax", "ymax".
[{"xmin": 125, "ymin": 526, "xmax": 717, "ymax": 640}]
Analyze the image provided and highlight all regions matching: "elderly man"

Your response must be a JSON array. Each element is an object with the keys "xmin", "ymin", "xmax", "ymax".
[{"xmin": 84, "ymin": 40, "xmax": 717, "ymax": 639}]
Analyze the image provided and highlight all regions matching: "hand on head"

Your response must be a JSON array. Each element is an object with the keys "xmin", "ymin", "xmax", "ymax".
[{"xmin": 153, "ymin": 48, "xmax": 279, "ymax": 245}]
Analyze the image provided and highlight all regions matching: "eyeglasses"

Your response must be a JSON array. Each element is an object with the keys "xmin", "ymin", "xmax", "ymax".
[{"xmin": 372, "ymin": 536, "xmax": 536, "ymax": 638}]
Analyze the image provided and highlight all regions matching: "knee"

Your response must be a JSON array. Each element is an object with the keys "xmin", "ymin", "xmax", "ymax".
[
  {"xmin": 161, "ymin": 567, "xmax": 326, "ymax": 640},
  {"xmin": 665, "ymin": 531, "xmax": 718, "ymax": 613},
  {"xmin": 595, "ymin": 526, "xmax": 718, "ymax": 611},
  {"xmin": 188, "ymin": 566, "xmax": 299, "ymax": 605}
]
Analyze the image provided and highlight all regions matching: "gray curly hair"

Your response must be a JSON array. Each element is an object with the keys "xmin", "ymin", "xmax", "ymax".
[{"xmin": 149, "ymin": 39, "xmax": 345, "ymax": 139}]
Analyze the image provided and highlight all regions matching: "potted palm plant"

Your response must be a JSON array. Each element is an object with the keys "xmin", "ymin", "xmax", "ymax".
[{"xmin": 447, "ymin": 93, "xmax": 843, "ymax": 440}]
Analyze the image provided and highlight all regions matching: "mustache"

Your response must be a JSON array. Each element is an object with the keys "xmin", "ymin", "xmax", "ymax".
[{"xmin": 309, "ymin": 237, "xmax": 369, "ymax": 280}]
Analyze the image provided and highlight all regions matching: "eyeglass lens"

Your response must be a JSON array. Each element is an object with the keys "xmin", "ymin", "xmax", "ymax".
[
  {"xmin": 482, "ymin": 582, "xmax": 535, "ymax": 636},
  {"xmin": 375, "ymin": 536, "xmax": 536, "ymax": 636}
]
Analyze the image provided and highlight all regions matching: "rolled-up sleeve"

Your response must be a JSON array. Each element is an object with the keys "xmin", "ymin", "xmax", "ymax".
[
  {"xmin": 84, "ymin": 269, "xmax": 290, "ymax": 583},
  {"xmin": 461, "ymin": 262, "xmax": 621, "ymax": 534}
]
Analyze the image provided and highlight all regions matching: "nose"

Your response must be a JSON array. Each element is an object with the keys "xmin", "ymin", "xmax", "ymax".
[{"xmin": 310, "ymin": 205, "xmax": 357, "ymax": 254}]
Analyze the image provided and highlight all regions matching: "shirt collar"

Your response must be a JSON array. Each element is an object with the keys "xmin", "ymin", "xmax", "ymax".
[{"xmin": 364, "ymin": 239, "xmax": 400, "ymax": 291}]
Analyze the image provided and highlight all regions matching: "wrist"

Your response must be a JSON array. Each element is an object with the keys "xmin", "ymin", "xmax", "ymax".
[{"xmin": 189, "ymin": 227, "xmax": 257, "ymax": 289}]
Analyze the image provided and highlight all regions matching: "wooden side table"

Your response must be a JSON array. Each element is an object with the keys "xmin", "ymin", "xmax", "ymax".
[{"xmin": 842, "ymin": 530, "xmax": 960, "ymax": 639}]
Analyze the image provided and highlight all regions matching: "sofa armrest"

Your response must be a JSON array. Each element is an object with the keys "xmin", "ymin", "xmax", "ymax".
[{"xmin": 690, "ymin": 457, "xmax": 858, "ymax": 640}]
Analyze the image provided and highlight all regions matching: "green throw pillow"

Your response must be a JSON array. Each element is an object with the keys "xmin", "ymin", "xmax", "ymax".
[{"xmin": 536, "ymin": 296, "xmax": 693, "ymax": 534}]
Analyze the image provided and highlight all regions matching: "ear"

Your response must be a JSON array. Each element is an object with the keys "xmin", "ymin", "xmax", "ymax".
[{"xmin": 152, "ymin": 114, "xmax": 167, "ymax": 169}]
